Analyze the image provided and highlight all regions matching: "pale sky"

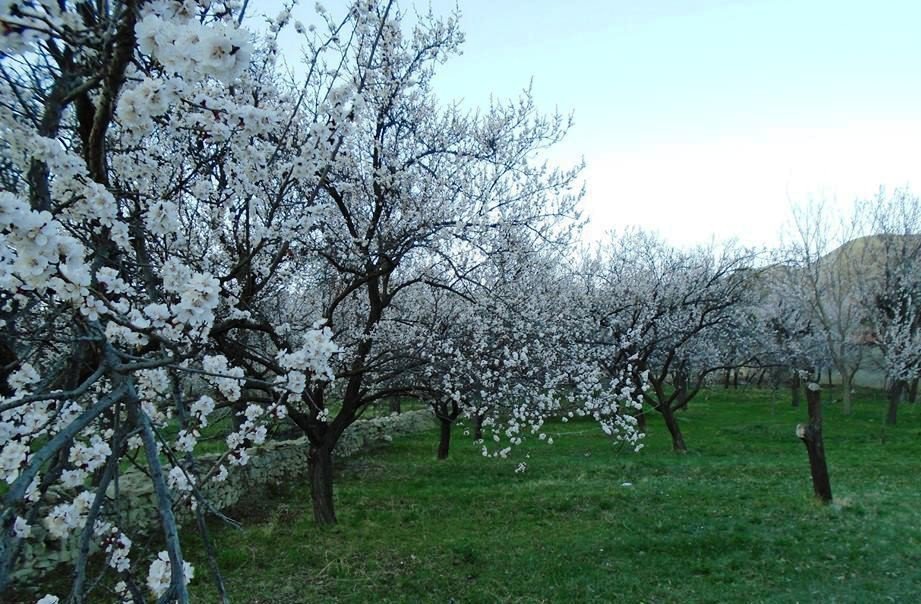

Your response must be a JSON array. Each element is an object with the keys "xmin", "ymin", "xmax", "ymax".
[
  {"xmin": 427, "ymin": 0, "xmax": 921, "ymax": 248},
  {"xmin": 263, "ymin": 1, "xmax": 921, "ymax": 248}
]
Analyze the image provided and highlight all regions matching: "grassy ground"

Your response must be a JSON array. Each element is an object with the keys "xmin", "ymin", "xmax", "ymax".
[{"xmin": 186, "ymin": 387, "xmax": 921, "ymax": 603}]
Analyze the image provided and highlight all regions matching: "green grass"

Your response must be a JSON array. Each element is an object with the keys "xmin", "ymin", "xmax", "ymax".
[{"xmin": 184, "ymin": 386, "xmax": 921, "ymax": 603}]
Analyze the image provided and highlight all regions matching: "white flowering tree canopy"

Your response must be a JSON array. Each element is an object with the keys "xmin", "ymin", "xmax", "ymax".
[
  {"xmin": 386, "ymin": 251, "xmax": 645, "ymax": 458},
  {"xmin": 579, "ymin": 231, "xmax": 757, "ymax": 450},
  {"xmin": 0, "ymin": 0, "xmax": 381, "ymax": 601},
  {"xmin": 0, "ymin": 0, "xmax": 648, "ymax": 600}
]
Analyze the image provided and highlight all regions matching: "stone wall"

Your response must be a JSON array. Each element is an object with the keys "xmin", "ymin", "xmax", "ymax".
[{"xmin": 15, "ymin": 409, "xmax": 436, "ymax": 584}]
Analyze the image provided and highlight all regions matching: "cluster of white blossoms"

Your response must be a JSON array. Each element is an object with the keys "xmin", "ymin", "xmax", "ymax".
[
  {"xmin": 225, "ymin": 404, "xmax": 270, "ymax": 466},
  {"xmin": 0, "ymin": 365, "xmax": 96, "ymax": 494},
  {"xmin": 0, "ymin": 0, "xmax": 84, "ymax": 53},
  {"xmin": 201, "ymin": 354, "xmax": 245, "ymax": 401},
  {"xmin": 146, "ymin": 550, "xmax": 194, "ymax": 598},
  {"xmin": 190, "ymin": 395, "xmax": 216, "ymax": 426},
  {"xmin": 116, "ymin": 77, "xmax": 181, "ymax": 134},
  {"xmin": 43, "ymin": 491, "xmax": 97, "ymax": 540},
  {"xmin": 165, "ymin": 264, "xmax": 222, "ymax": 334},
  {"xmin": 276, "ymin": 323, "xmax": 340, "ymax": 392},
  {"xmin": 174, "ymin": 428, "xmax": 199, "ymax": 453},
  {"xmin": 167, "ymin": 465, "xmax": 196, "ymax": 493},
  {"xmin": 68, "ymin": 436, "xmax": 113, "ymax": 475},
  {"xmin": 101, "ymin": 526, "xmax": 133, "ymax": 573},
  {"xmin": 0, "ymin": 192, "xmax": 89, "ymax": 302},
  {"xmin": 136, "ymin": 7, "xmax": 252, "ymax": 84}
]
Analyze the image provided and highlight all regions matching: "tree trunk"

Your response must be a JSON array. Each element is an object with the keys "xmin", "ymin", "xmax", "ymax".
[
  {"xmin": 473, "ymin": 413, "xmax": 484, "ymax": 441},
  {"xmin": 674, "ymin": 381, "xmax": 689, "ymax": 412},
  {"xmin": 797, "ymin": 385, "xmax": 832, "ymax": 504},
  {"xmin": 908, "ymin": 378, "xmax": 919, "ymax": 404},
  {"xmin": 389, "ymin": 398, "xmax": 401, "ymax": 414},
  {"xmin": 723, "ymin": 369, "xmax": 731, "ymax": 389},
  {"xmin": 840, "ymin": 371, "xmax": 853, "ymax": 415},
  {"xmin": 791, "ymin": 373, "xmax": 801, "ymax": 408},
  {"xmin": 886, "ymin": 380, "xmax": 904, "ymax": 426},
  {"xmin": 732, "ymin": 369, "xmax": 739, "ymax": 389},
  {"xmin": 437, "ymin": 417, "xmax": 452, "ymax": 460},
  {"xmin": 826, "ymin": 367, "xmax": 833, "ymax": 387},
  {"xmin": 308, "ymin": 444, "xmax": 336, "ymax": 525},
  {"xmin": 660, "ymin": 406, "xmax": 687, "ymax": 453},
  {"xmin": 0, "ymin": 339, "xmax": 17, "ymax": 397}
]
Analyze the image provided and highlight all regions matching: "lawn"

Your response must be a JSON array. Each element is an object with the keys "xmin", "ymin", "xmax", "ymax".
[{"xmin": 186, "ymin": 387, "xmax": 921, "ymax": 603}]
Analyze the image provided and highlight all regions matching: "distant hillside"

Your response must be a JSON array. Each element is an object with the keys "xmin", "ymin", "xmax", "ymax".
[
  {"xmin": 745, "ymin": 233, "xmax": 921, "ymax": 301},
  {"xmin": 743, "ymin": 233, "xmax": 921, "ymax": 388},
  {"xmin": 817, "ymin": 233, "xmax": 921, "ymax": 287}
]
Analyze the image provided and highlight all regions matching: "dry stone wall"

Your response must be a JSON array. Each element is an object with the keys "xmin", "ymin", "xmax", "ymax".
[{"xmin": 15, "ymin": 409, "xmax": 436, "ymax": 584}]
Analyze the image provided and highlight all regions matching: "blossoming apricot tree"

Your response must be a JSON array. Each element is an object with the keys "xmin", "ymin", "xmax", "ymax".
[
  {"xmin": 269, "ymin": 2, "xmax": 645, "ymax": 524},
  {"xmin": 583, "ymin": 232, "xmax": 755, "ymax": 452},
  {"xmin": 395, "ymin": 252, "xmax": 644, "ymax": 461},
  {"xmin": 0, "ymin": 0, "xmax": 384, "ymax": 600}
]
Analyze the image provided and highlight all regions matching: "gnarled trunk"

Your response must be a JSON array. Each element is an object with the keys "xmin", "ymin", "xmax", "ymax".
[
  {"xmin": 434, "ymin": 401, "xmax": 459, "ymax": 459},
  {"xmin": 660, "ymin": 406, "xmax": 687, "ymax": 453},
  {"xmin": 840, "ymin": 371, "xmax": 853, "ymax": 415},
  {"xmin": 791, "ymin": 372, "xmax": 801, "ymax": 408},
  {"xmin": 437, "ymin": 417, "xmax": 452, "ymax": 460},
  {"xmin": 886, "ymin": 379, "xmax": 904, "ymax": 426},
  {"xmin": 308, "ymin": 444, "xmax": 336, "ymax": 525},
  {"xmin": 797, "ymin": 385, "xmax": 832, "ymax": 503}
]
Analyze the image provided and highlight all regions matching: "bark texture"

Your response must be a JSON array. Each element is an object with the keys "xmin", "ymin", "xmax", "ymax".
[
  {"xmin": 308, "ymin": 445, "xmax": 336, "ymax": 525},
  {"xmin": 797, "ymin": 386, "xmax": 832, "ymax": 504}
]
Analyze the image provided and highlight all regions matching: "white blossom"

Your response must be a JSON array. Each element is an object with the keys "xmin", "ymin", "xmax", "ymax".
[{"xmin": 146, "ymin": 551, "xmax": 194, "ymax": 598}]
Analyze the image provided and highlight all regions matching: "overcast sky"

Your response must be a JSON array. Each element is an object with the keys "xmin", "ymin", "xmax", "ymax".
[{"xmin": 263, "ymin": 1, "xmax": 921, "ymax": 248}]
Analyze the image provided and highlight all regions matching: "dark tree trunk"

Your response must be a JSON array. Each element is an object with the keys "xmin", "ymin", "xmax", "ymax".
[
  {"xmin": 826, "ymin": 367, "xmax": 833, "ymax": 387},
  {"xmin": 437, "ymin": 417, "xmax": 453, "ymax": 460},
  {"xmin": 674, "ymin": 369, "xmax": 690, "ymax": 411},
  {"xmin": 389, "ymin": 398, "xmax": 401, "ymax": 414},
  {"xmin": 308, "ymin": 444, "xmax": 336, "ymax": 525},
  {"xmin": 675, "ymin": 389, "xmax": 689, "ymax": 412},
  {"xmin": 840, "ymin": 371, "xmax": 853, "ymax": 416},
  {"xmin": 473, "ymin": 413, "xmax": 484, "ymax": 441},
  {"xmin": 0, "ymin": 338, "xmax": 17, "ymax": 397},
  {"xmin": 660, "ymin": 406, "xmax": 687, "ymax": 453},
  {"xmin": 886, "ymin": 380, "xmax": 904, "ymax": 426},
  {"xmin": 732, "ymin": 369, "xmax": 739, "ymax": 389},
  {"xmin": 791, "ymin": 373, "xmax": 801, "ymax": 407},
  {"xmin": 756, "ymin": 369, "xmax": 767, "ymax": 388},
  {"xmin": 723, "ymin": 368, "xmax": 731, "ymax": 389},
  {"xmin": 797, "ymin": 385, "xmax": 832, "ymax": 504}
]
